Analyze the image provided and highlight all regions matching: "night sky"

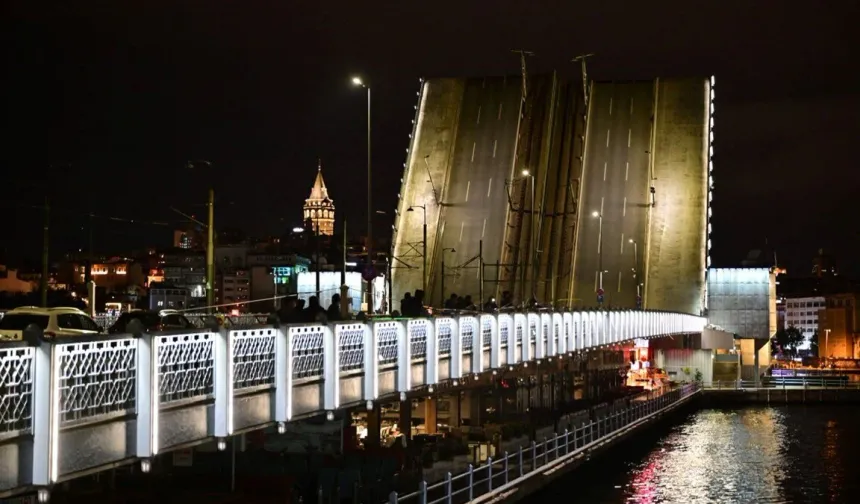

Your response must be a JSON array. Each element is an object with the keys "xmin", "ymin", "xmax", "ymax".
[{"xmin": 5, "ymin": 2, "xmax": 859, "ymax": 276}]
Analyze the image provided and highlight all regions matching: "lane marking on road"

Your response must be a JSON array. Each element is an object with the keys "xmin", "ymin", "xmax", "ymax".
[
  {"xmin": 481, "ymin": 218, "xmax": 487, "ymax": 238},
  {"xmin": 600, "ymin": 196, "xmax": 605, "ymax": 213},
  {"xmin": 498, "ymin": 102, "xmax": 503, "ymax": 120},
  {"xmin": 625, "ymin": 161, "xmax": 629, "ymax": 181},
  {"xmin": 459, "ymin": 222, "xmax": 465, "ymax": 242},
  {"xmin": 609, "ymin": 97, "xmax": 613, "ymax": 115},
  {"xmin": 465, "ymin": 181, "xmax": 471, "ymax": 202},
  {"xmin": 493, "ymin": 139, "xmax": 498, "ymax": 158},
  {"xmin": 621, "ymin": 233, "xmax": 625, "ymax": 254},
  {"xmin": 606, "ymin": 129, "xmax": 611, "ymax": 147},
  {"xmin": 628, "ymin": 128, "xmax": 632, "ymax": 148},
  {"xmin": 603, "ymin": 162, "xmax": 607, "ymax": 181},
  {"xmin": 487, "ymin": 178, "xmax": 493, "ymax": 198},
  {"xmin": 617, "ymin": 271, "xmax": 622, "ymax": 292},
  {"xmin": 477, "ymin": 105, "xmax": 482, "ymax": 125},
  {"xmin": 471, "ymin": 142, "xmax": 476, "ymax": 162},
  {"xmin": 623, "ymin": 197, "xmax": 627, "ymax": 217}
]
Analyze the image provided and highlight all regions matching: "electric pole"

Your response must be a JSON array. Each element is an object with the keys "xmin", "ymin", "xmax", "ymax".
[
  {"xmin": 572, "ymin": 53, "xmax": 595, "ymax": 106},
  {"xmin": 40, "ymin": 198, "xmax": 49, "ymax": 307}
]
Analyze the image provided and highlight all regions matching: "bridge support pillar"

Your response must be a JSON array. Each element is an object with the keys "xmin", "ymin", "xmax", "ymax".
[
  {"xmin": 399, "ymin": 399, "xmax": 413, "ymax": 444},
  {"xmin": 466, "ymin": 390, "xmax": 483, "ymax": 427},
  {"xmin": 447, "ymin": 393, "xmax": 462, "ymax": 428},
  {"xmin": 424, "ymin": 397, "xmax": 438, "ymax": 434},
  {"xmin": 366, "ymin": 403, "xmax": 382, "ymax": 448}
]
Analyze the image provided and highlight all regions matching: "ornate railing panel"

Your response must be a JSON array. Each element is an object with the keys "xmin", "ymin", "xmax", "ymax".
[
  {"xmin": 376, "ymin": 322, "xmax": 399, "ymax": 366},
  {"xmin": 0, "ymin": 345, "xmax": 34, "ymax": 434},
  {"xmin": 56, "ymin": 338, "xmax": 137, "ymax": 424},
  {"xmin": 337, "ymin": 324, "xmax": 365, "ymax": 372},
  {"xmin": 290, "ymin": 325, "xmax": 326, "ymax": 380},
  {"xmin": 232, "ymin": 328, "xmax": 276, "ymax": 390},
  {"xmin": 408, "ymin": 320, "xmax": 429, "ymax": 360},
  {"xmin": 156, "ymin": 332, "xmax": 214, "ymax": 403}
]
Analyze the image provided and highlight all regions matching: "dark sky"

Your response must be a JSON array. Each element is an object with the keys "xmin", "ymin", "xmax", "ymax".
[{"xmin": 4, "ymin": 1, "xmax": 859, "ymax": 275}]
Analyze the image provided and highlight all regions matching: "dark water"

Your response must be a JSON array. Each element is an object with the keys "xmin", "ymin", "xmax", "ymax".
[{"xmin": 525, "ymin": 405, "xmax": 860, "ymax": 503}]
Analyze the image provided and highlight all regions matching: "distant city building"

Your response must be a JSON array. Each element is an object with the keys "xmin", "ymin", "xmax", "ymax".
[
  {"xmin": 819, "ymin": 293, "xmax": 859, "ymax": 359},
  {"xmin": 0, "ymin": 265, "xmax": 36, "ymax": 294},
  {"xmin": 812, "ymin": 248, "xmax": 837, "ymax": 278},
  {"xmin": 303, "ymin": 160, "xmax": 335, "ymax": 236},
  {"xmin": 219, "ymin": 268, "xmax": 250, "ymax": 310},
  {"xmin": 149, "ymin": 283, "xmax": 190, "ymax": 310},
  {"xmin": 784, "ymin": 296, "xmax": 825, "ymax": 351}
]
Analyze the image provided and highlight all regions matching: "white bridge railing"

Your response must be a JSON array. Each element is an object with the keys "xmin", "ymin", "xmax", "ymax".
[
  {"xmin": 393, "ymin": 384, "xmax": 701, "ymax": 504},
  {"xmin": 0, "ymin": 309, "xmax": 705, "ymax": 499}
]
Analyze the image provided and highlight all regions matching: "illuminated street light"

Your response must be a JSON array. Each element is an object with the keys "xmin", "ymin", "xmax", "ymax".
[
  {"xmin": 592, "ymin": 211, "xmax": 600, "ymax": 218},
  {"xmin": 292, "ymin": 227, "xmax": 304, "ymax": 233},
  {"xmin": 521, "ymin": 169, "xmax": 530, "ymax": 176},
  {"xmin": 351, "ymin": 75, "xmax": 372, "ymax": 311}
]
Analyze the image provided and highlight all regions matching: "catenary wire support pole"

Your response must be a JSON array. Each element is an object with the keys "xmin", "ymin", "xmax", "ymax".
[
  {"xmin": 572, "ymin": 53, "xmax": 595, "ymax": 107},
  {"xmin": 40, "ymin": 197, "xmax": 49, "ymax": 307}
]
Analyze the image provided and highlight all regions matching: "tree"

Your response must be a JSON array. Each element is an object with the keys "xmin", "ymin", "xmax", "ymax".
[{"xmin": 774, "ymin": 326, "xmax": 806, "ymax": 357}]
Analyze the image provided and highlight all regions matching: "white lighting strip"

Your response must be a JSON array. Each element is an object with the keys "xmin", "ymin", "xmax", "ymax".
[{"xmin": 706, "ymin": 76, "xmax": 716, "ymax": 269}]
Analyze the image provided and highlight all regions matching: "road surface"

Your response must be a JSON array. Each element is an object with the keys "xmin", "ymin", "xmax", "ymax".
[
  {"xmin": 431, "ymin": 76, "xmax": 522, "ymax": 306},
  {"xmin": 574, "ymin": 81, "xmax": 653, "ymax": 308}
]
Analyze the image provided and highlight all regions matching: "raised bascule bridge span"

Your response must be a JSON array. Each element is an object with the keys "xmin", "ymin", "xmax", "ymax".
[{"xmin": 391, "ymin": 74, "xmax": 714, "ymax": 316}]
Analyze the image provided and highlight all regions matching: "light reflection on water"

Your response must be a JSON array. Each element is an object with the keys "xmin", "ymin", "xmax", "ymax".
[{"xmin": 524, "ymin": 406, "xmax": 860, "ymax": 504}]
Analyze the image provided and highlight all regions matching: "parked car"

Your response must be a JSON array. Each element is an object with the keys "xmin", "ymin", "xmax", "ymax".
[
  {"xmin": 107, "ymin": 309, "xmax": 194, "ymax": 334},
  {"xmin": 0, "ymin": 306, "xmax": 102, "ymax": 340}
]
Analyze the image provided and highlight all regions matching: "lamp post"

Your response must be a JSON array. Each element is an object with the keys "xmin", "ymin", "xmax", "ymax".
[
  {"xmin": 520, "ymin": 169, "xmax": 536, "ymax": 303},
  {"xmin": 592, "ymin": 210, "xmax": 604, "ymax": 305},
  {"xmin": 408, "ymin": 205, "xmax": 427, "ymax": 293},
  {"xmin": 187, "ymin": 160, "xmax": 215, "ymax": 313},
  {"xmin": 352, "ymin": 76, "xmax": 372, "ymax": 310},
  {"xmin": 441, "ymin": 248, "xmax": 456, "ymax": 307},
  {"xmin": 628, "ymin": 238, "xmax": 640, "ymax": 302}
]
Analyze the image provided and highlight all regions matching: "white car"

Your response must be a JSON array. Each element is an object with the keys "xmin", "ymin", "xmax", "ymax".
[{"xmin": 0, "ymin": 306, "xmax": 102, "ymax": 341}]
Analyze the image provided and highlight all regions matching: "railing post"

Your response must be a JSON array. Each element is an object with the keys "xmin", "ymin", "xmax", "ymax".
[
  {"xmin": 274, "ymin": 324, "xmax": 291, "ymax": 423},
  {"xmin": 544, "ymin": 437, "xmax": 549, "ymax": 465},
  {"xmin": 487, "ymin": 456, "xmax": 493, "ymax": 491},
  {"xmin": 531, "ymin": 440, "xmax": 537, "ymax": 470},
  {"xmin": 133, "ymin": 327, "xmax": 157, "ymax": 461},
  {"xmin": 446, "ymin": 471, "xmax": 453, "ymax": 504},
  {"xmin": 396, "ymin": 321, "xmax": 411, "ymax": 394},
  {"xmin": 324, "ymin": 324, "xmax": 339, "ymax": 412},
  {"xmin": 468, "ymin": 464, "xmax": 474, "ymax": 501},
  {"xmin": 389, "ymin": 491, "xmax": 398, "ymax": 504},
  {"xmin": 504, "ymin": 451, "xmax": 509, "ymax": 483},
  {"xmin": 518, "ymin": 446, "xmax": 524, "ymax": 477},
  {"xmin": 28, "ymin": 324, "xmax": 58, "ymax": 487},
  {"xmin": 419, "ymin": 480, "xmax": 427, "ymax": 504},
  {"xmin": 564, "ymin": 429, "xmax": 569, "ymax": 454},
  {"xmin": 214, "ymin": 327, "xmax": 234, "ymax": 440}
]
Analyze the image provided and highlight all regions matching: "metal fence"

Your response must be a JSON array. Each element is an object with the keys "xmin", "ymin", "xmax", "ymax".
[
  {"xmin": 703, "ymin": 378, "xmax": 860, "ymax": 390},
  {"xmin": 391, "ymin": 384, "xmax": 700, "ymax": 504}
]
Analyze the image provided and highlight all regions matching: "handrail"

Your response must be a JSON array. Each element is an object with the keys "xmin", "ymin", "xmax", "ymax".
[
  {"xmin": 389, "ymin": 384, "xmax": 701, "ymax": 504},
  {"xmin": 702, "ymin": 379, "xmax": 860, "ymax": 391}
]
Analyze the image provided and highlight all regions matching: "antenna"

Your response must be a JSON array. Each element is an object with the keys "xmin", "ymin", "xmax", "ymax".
[
  {"xmin": 572, "ymin": 53, "xmax": 595, "ymax": 106},
  {"xmin": 511, "ymin": 49, "xmax": 535, "ymax": 100}
]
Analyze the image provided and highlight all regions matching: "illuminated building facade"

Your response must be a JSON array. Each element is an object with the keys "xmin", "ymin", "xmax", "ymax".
[{"xmin": 303, "ymin": 161, "xmax": 335, "ymax": 236}]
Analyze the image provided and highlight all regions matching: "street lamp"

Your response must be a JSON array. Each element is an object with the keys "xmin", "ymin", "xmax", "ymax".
[
  {"xmin": 592, "ymin": 211, "xmax": 604, "ymax": 303},
  {"xmin": 441, "ymin": 247, "xmax": 456, "ymax": 307},
  {"xmin": 187, "ymin": 160, "xmax": 215, "ymax": 313},
  {"xmin": 519, "ymin": 170, "xmax": 536, "ymax": 302},
  {"xmin": 407, "ymin": 205, "xmax": 427, "ymax": 293},
  {"xmin": 628, "ymin": 238, "xmax": 640, "ymax": 302},
  {"xmin": 352, "ymin": 76, "xmax": 372, "ymax": 309}
]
